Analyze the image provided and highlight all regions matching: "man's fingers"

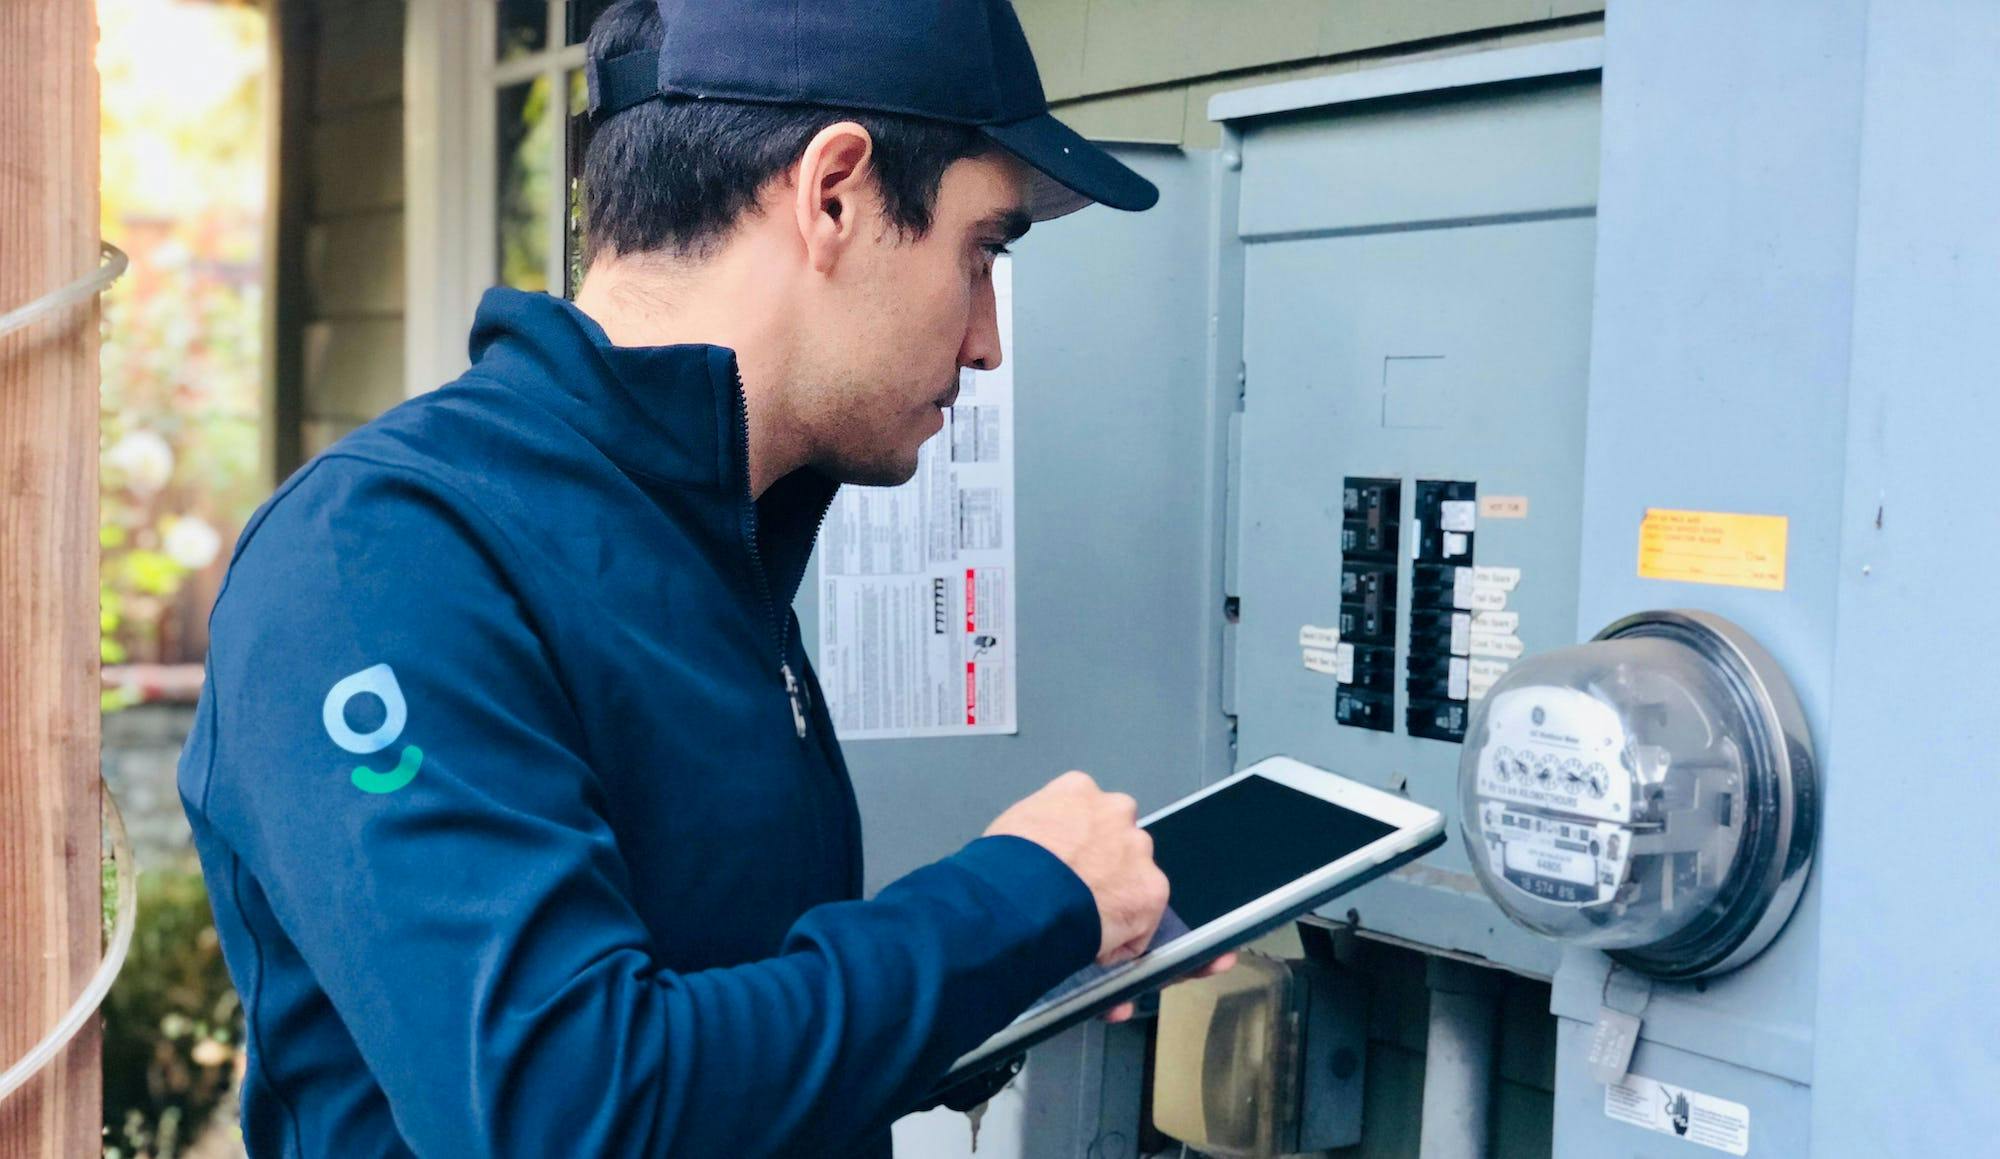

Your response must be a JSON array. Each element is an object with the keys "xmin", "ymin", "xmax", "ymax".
[
  {"xmin": 1103, "ymin": 925, "xmax": 1159, "ymax": 967},
  {"xmin": 1190, "ymin": 951, "xmax": 1238, "ymax": 979},
  {"xmin": 1096, "ymin": 951, "xmax": 1232, "ymax": 1023}
]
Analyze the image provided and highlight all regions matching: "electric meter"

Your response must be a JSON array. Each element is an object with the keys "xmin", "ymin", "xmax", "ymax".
[{"xmin": 1457, "ymin": 610, "xmax": 1816, "ymax": 980}]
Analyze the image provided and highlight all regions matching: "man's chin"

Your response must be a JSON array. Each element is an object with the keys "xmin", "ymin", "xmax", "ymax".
[{"xmin": 826, "ymin": 450, "xmax": 923, "ymax": 488}]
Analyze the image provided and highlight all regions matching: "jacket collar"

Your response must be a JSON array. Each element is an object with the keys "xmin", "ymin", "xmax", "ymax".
[{"xmin": 466, "ymin": 287, "xmax": 838, "ymax": 605}]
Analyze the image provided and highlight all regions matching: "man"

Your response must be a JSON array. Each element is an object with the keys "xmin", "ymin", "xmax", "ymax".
[{"xmin": 180, "ymin": 0, "xmax": 1229, "ymax": 1154}]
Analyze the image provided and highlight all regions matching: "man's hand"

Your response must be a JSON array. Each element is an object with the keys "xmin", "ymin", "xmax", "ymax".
[
  {"xmin": 1097, "ymin": 952, "xmax": 1238, "ymax": 1024},
  {"xmin": 984, "ymin": 771, "xmax": 1170, "ymax": 966}
]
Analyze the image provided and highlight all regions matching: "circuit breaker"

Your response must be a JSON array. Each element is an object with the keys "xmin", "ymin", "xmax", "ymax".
[{"xmin": 1335, "ymin": 477, "xmax": 1399, "ymax": 733}]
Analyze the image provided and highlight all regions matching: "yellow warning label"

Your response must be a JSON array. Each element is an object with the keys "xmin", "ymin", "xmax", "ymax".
[{"xmin": 1637, "ymin": 509, "xmax": 1788, "ymax": 592}]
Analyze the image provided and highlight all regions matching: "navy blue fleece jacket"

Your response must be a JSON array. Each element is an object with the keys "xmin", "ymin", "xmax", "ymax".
[{"xmin": 178, "ymin": 287, "xmax": 1099, "ymax": 1157}]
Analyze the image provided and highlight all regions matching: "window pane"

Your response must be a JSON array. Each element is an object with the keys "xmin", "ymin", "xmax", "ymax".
[
  {"xmin": 565, "ymin": 68, "xmax": 589, "ymax": 296},
  {"xmin": 497, "ymin": 76, "xmax": 555, "ymax": 291},
  {"xmin": 497, "ymin": 0, "xmax": 549, "ymax": 62},
  {"xmin": 566, "ymin": 0, "xmax": 620, "ymax": 45}
]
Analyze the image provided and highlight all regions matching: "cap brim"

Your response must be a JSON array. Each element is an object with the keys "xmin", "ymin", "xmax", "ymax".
[{"xmin": 981, "ymin": 113, "xmax": 1159, "ymax": 221}]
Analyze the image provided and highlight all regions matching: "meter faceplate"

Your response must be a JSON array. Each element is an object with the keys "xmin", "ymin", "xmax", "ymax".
[{"xmin": 1458, "ymin": 611, "xmax": 1815, "ymax": 980}]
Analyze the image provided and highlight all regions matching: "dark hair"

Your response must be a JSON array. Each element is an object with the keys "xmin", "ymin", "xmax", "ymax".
[{"xmin": 581, "ymin": 0, "xmax": 989, "ymax": 266}]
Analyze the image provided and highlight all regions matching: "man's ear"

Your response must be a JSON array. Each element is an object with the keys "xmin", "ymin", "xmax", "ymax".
[{"xmin": 793, "ymin": 121, "xmax": 877, "ymax": 275}]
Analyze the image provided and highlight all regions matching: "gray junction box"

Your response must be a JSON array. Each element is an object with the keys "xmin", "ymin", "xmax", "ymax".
[{"xmin": 802, "ymin": 7, "xmax": 2000, "ymax": 1155}]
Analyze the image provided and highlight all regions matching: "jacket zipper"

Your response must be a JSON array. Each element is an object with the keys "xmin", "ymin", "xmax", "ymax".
[
  {"xmin": 730, "ymin": 360, "xmax": 860, "ymax": 893},
  {"xmin": 733, "ymin": 365, "xmax": 810, "ymax": 739}
]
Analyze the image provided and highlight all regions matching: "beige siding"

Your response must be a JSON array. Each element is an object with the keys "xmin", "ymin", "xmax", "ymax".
[
  {"xmin": 316, "ymin": 0, "xmax": 403, "ymax": 114},
  {"xmin": 303, "ymin": 317, "xmax": 406, "ymax": 420},
  {"xmin": 274, "ymin": 0, "xmax": 406, "ymax": 476},
  {"xmin": 301, "ymin": 417, "xmax": 365, "ymax": 459},
  {"xmin": 306, "ymin": 212, "xmax": 405, "ymax": 317},
  {"xmin": 312, "ymin": 102, "xmax": 404, "ymax": 215},
  {"xmin": 1021, "ymin": 0, "xmax": 1606, "ymax": 147}
]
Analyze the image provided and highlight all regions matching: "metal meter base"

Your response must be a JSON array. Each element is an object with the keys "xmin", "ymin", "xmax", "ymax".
[
  {"xmin": 1460, "ymin": 610, "xmax": 1817, "ymax": 981},
  {"xmin": 1592, "ymin": 611, "xmax": 1816, "ymax": 980}
]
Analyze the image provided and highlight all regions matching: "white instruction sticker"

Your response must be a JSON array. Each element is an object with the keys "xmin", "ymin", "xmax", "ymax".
[
  {"xmin": 1470, "ymin": 587, "xmax": 1510, "ymax": 612},
  {"xmin": 1605, "ymin": 1073, "xmax": 1750, "ymax": 1156},
  {"xmin": 819, "ymin": 258, "xmax": 1018, "ymax": 738},
  {"xmin": 1473, "ymin": 610, "xmax": 1520, "ymax": 634},
  {"xmin": 1473, "ymin": 565, "xmax": 1522, "ymax": 592},
  {"xmin": 1299, "ymin": 624, "xmax": 1341, "ymax": 650},
  {"xmin": 1302, "ymin": 647, "xmax": 1340, "ymax": 676},
  {"xmin": 1470, "ymin": 630, "xmax": 1525, "ymax": 660}
]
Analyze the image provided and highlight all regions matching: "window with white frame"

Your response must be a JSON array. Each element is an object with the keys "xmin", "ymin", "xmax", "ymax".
[
  {"xmin": 405, "ymin": 0, "xmax": 614, "ymax": 392},
  {"xmin": 487, "ymin": 0, "xmax": 613, "ymax": 295}
]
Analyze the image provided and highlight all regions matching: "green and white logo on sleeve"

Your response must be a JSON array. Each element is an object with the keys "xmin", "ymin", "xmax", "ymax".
[{"xmin": 323, "ymin": 663, "xmax": 423, "ymax": 794}]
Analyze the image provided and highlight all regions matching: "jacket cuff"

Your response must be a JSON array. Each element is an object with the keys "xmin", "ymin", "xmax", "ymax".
[{"xmin": 948, "ymin": 835, "xmax": 1101, "ymax": 973}]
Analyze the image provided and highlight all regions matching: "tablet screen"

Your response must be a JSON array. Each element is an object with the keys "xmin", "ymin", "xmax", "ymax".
[{"xmin": 1019, "ymin": 772, "xmax": 1397, "ymax": 1020}]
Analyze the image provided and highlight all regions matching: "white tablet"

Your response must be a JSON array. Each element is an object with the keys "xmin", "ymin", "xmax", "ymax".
[{"xmin": 936, "ymin": 756, "xmax": 1445, "ymax": 1091}]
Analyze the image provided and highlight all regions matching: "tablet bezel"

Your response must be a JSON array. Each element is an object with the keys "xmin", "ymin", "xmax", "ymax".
[{"xmin": 934, "ymin": 756, "xmax": 1446, "ymax": 1090}]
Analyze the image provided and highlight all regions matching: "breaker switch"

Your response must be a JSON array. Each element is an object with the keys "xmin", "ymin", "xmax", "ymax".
[{"xmin": 1336, "ymin": 689, "xmax": 1392, "ymax": 731}]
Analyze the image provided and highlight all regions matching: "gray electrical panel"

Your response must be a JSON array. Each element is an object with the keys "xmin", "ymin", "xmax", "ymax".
[{"xmin": 1228, "ymin": 74, "xmax": 1600, "ymax": 978}]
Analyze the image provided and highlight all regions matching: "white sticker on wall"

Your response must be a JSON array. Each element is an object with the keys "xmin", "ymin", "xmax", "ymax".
[
  {"xmin": 1473, "ymin": 565, "xmax": 1522, "ymax": 592},
  {"xmin": 1480, "ymin": 495, "xmax": 1530, "ymax": 520},
  {"xmin": 820, "ymin": 258, "xmax": 1019, "ymax": 738},
  {"xmin": 1474, "ymin": 610, "xmax": 1520, "ymax": 634},
  {"xmin": 1302, "ymin": 647, "xmax": 1340, "ymax": 676},
  {"xmin": 1470, "ymin": 631, "xmax": 1525, "ymax": 660},
  {"xmin": 1470, "ymin": 587, "xmax": 1510, "ymax": 612},
  {"xmin": 1299, "ymin": 624, "xmax": 1341, "ymax": 650},
  {"xmin": 1604, "ymin": 1073, "xmax": 1750, "ymax": 1156}
]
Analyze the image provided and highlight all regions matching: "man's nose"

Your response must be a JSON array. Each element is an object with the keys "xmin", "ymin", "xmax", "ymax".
[{"xmin": 959, "ymin": 274, "xmax": 1002, "ymax": 372}]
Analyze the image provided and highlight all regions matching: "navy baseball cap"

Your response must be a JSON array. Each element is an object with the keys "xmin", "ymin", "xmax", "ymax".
[{"xmin": 586, "ymin": 0, "xmax": 1158, "ymax": 220}]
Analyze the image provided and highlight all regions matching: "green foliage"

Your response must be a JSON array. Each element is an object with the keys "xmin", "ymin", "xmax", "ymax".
[
  {"xmin": 101, "ymin": 872, "xmax": 244, "ymax": 1159},
  {"xmin": 98, "ymin": 0, "xmax": 267, "ymax": 691}
]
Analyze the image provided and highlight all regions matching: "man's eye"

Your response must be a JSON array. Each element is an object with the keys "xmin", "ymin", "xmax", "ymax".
[{"xmin": 982, "ymin": 243, "xmax": 1012, "ymax": 259}]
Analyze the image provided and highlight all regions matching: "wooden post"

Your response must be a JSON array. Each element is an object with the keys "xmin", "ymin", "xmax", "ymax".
[{"xmin": 0, "ymin": 1, "xmax": 105, "ymax": 1156}]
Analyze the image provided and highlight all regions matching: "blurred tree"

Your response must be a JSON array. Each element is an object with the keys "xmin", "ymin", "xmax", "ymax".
[{"xmin": 98, "ymin": 0, "xmax": 266, "ymax": 692}]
